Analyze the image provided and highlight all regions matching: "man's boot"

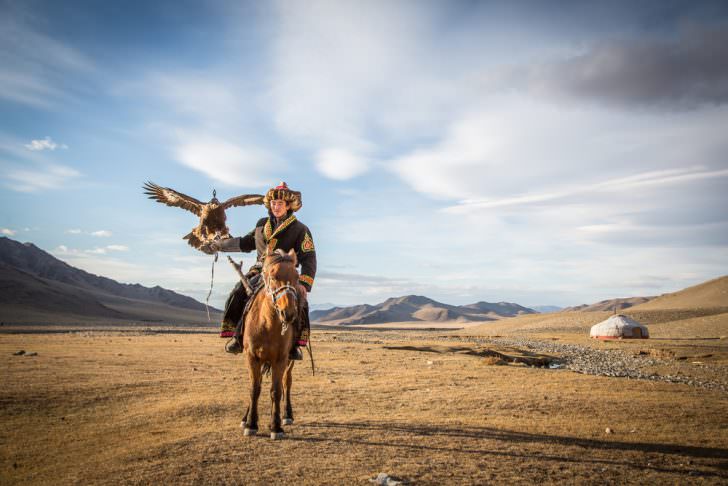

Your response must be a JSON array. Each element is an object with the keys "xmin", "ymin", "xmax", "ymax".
[
  {"xmin": 225, "ymin": 335, "xmax": 243, "ymax": 354},
  {"xmin": 221, "ymin": 282, "xmax": 247, "ymax": 338},
  {"xmin": 288, "ymin": 303, "xmax": 310, "ymax": 360},
  {"xmin": 289, "ymin": 344, "xmax": 303, "ymax": 360},
  {"xmin": 225, "ymin": 319, "xmax": 244, "ymax": 354}
]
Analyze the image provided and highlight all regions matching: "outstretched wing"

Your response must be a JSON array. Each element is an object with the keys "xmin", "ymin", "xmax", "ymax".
[
  {"xmin": 221, "ymin": 194, "xmax": 265, "ymax": 210},
  {"xmin": 143, "ymin": 181, "xmax": 204, "ymax": 216}
]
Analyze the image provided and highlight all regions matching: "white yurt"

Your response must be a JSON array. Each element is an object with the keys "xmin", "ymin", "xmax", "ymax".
[{"xmin": 590, "ymin": 314, "xmax": 649, "ymax": 339}]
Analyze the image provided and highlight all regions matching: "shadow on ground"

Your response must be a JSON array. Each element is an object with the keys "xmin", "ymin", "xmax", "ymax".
[{"xmin": 293, "ymin": 420, "xmax": 728, "ymax": 479}]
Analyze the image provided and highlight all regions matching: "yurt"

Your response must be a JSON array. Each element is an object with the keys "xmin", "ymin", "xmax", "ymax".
[{"xmin": 590, "ymin": 314, "xmax": 649, "ymax": 339}]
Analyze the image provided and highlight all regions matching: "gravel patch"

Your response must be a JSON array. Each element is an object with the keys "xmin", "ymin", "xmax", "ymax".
[
  {"xmin": 468, "ymin": 336, "xmax": 728, "ymax": 393},
  {"xmin": 318, "ymin": 331, "xmax": 728, "ymax": 393}
]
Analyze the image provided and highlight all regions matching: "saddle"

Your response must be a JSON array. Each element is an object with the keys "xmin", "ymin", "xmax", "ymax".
[
  {"xmin": 240, "ymin": 272, "xmax": 310, "ymax": 340},
  {"xmin": 241, "ymin": 273, "xmax": 264, "ymax": 325}
]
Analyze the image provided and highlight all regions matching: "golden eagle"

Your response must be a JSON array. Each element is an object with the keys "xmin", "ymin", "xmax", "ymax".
[{"xmin": 143, "ymin": 181, "xmax": 263, "ymax": 250}]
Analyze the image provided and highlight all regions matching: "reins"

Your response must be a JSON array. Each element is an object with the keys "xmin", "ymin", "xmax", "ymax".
[
  {"xmin": 205, "ymin": 252, "xmax": 218, "ymax": 322},
  {"xmin": 263, "ymin": 254, "xmax": 299, "ymax": 336}
]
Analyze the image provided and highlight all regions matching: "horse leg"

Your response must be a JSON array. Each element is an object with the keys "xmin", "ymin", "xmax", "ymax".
[
  {"xmin": 269, "ymin": 360, "xmax": 285, "ymax": 439},
  {"xmin": 282, "ymin": 360, "xmax": 295, "ymax": 425},
  {"xmin": 243, "ymin": 355, "xmax": 262, "ymax": 437}
]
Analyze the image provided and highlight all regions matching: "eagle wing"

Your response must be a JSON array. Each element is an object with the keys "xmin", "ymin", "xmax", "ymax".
[
  {"xmin": 143, "ymin": 181, "xmax": 204, "ymax": 216},
  {"xmin": 221, "ymin": 194, "xmax": 265, "ymax": 210}
]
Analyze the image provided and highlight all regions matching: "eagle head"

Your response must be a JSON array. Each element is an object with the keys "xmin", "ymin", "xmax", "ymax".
[{"xmin": 209, "ymin": 189, "xmax": 220, "ymax": 206}]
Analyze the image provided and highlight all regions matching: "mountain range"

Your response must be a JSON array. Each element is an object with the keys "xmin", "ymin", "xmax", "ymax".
[
  {"xmin": 562, "ymin": 296, "xmax": 654, "ymax": 312},
  {"xmin": 0, "ymin": 237, "xmax": 220, "ymax": 325},
  {"xmin": 311, "ymin": 295, "xmax": 537, "ymax": 325}
]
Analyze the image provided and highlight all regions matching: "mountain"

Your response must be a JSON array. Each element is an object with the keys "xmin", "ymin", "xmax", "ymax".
[
  {"xmin": 460, "ymin": 301, "xmax": 536, "ymax": 317},
  {"xmin": 630, "ymin": 275, "xmax": 728, "ymax": 311},
  {"xmin": 311, "ymin": 294, "xmax": 537, "ymax": 325},
  {"xmin": 563, "ymin": 296, "xmax": 653, "ymax": 312},
  {"xmin": 0, "ymin": 237, "xmax": 220, "ymax": 325},
  {"xmin": 531, "ymin": 305, "xmax": 563, "ymax": 313},
  {"xmin": 309, "ymin": 302, "xmax": 338, "ymax": 312}
]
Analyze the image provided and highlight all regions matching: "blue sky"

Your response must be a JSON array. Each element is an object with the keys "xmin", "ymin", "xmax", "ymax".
[{"xmin": 1, "ymin": 0, "xmax": 727, "ymax": 309}]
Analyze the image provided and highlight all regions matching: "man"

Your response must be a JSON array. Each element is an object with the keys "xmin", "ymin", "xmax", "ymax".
[{"xmin": 202, "ymin": 182, "xmax": 316, "ymax": 359}]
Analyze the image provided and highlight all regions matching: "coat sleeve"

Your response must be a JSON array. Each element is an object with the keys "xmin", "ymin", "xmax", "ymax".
[
  {"xmin": 238, "ymin": 218, "xmax": 267, "ymax": 252},
  {"xmin": 296, "ymin": 224, "xmax": 317, "ymax": 291}
]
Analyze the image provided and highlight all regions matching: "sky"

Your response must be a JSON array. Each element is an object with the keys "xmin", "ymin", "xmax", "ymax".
[{"xmin": 1, "ymin": 0, "xmax": 727, "ymax": 309}]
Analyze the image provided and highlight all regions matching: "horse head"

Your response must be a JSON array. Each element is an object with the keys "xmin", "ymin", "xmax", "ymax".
[{"xmin": 263, "ymin": 248, "xmax": 300, "ymax": 327}]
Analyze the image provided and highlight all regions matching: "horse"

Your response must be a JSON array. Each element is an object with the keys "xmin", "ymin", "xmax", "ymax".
[{"xmin": 240, "ymin": 248, "xmax": 301, "ymax": 439}]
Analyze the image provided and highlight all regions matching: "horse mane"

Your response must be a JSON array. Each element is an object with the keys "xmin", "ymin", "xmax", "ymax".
[
  {"xmin": 267, "ymin": 249, "xmax": 295, "ymax": 264},
  {"xmin": 264, "ymin": 249, "xmax": 298, "ymax": 282}
]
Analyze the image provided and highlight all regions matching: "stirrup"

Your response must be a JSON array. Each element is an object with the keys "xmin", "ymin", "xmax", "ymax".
[{"xmin": 225, "ymin": 337, "xmax": 243, "ymax": 354}]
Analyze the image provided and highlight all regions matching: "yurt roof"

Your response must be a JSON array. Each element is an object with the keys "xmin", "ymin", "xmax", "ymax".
[{"xmin": 590, "ymin": 314, "xmax": 649, "ymax": 338}]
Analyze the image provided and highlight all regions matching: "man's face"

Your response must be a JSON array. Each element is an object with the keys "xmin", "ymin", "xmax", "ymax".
[{"xmin": 270, "ymin": 199, "xmax": 290, "ymax": 218}]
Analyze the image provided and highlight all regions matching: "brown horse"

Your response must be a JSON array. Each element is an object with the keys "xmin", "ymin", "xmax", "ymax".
[{"xmin": 241, "ymin": 248, "xmax": 301, "ymax": 439}]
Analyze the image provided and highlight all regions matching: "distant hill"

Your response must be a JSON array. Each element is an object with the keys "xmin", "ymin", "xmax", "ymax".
[
  {"xmin": 531, "ymin": 305, "xmax": 563, "ymax": 313},
  {"xmin": 460, "ymin": 275, "xmax": 728, "ymax": 338},
  {"xmin": 0, "ymin": 237, "xmax": 220, "ymax": 325},
  {"xmin": 630, "ymin": 275, "xmax": 728, "ymax": 311},
  {"xmin": 563, "ymin": 296, "xmax": 654, "ymax": 312},
  {"xmin": 311, "ymin": 295, "xmax": 536, "ymax": 325},
  {"xmin": 309, "ymin": 302, "xmax": 338, "ymax": 312}
]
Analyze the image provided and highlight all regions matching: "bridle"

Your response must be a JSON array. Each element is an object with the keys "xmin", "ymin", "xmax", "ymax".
[{"xmin": 263, "ymin": 257, "xmax": 299, "ymax": 336}]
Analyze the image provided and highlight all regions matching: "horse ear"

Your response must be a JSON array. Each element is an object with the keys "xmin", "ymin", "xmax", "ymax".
[{"xmin": 288, "ymin": 248, "xmax": 297, "ymax": 266}]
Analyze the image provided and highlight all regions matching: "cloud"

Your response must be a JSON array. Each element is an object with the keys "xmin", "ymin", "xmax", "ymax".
[
  {"xmin": 90, "ymin": 230, "xmax": 112, "ymax": 237},
  {"xmin": 1, "ymin": 228, "xmax": 17, "ymax": 236},
  {"xmin": 24, "ymin": 137, "xmax": 68, "ymax": 151},
  {"xmin": 5, "ymin": 164, "xmax": 82, "ymax": 192},
  {"xmin": 65, "ymin": 229, "xmax": 82, "ymax": 234},
  {"xmin": 106, "ymin": 245, "xmax": 129, "ymax": 252},
  {"xmin": 315, "ymin": 148, "xmax": 369, "ymax": 180},
  {"xmin": 525, "ymin": 23, "xmax": 728, "ymax": 109},
  {"xmin": 443, "ymin": 167, "xmax": 728, "ymax": 213},
  {"xmin": 175, "ymin": 137, "xmax": 283, "ymax": 188},
  {"xmin": 0, "ymin": 5, "xmax": 94, "ymax": 108},
  {"xmin": 267, "ymin": 0, "xmax": 453, "ymax": 178}
]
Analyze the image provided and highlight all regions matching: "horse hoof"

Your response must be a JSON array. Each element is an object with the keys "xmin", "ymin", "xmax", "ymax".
[
  {"xmin": 270, "ymin": 432, "xmax": 285, "ymax": 440},
  {"xmin": 243, "ymin": 428, "xmax": 257, "ymax": 437},
  {"xmin": 282, "ymin": 418, "xmax": 294, "ymax": 426}
]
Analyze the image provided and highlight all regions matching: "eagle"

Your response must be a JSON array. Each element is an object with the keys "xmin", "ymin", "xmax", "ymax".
[{"xmin": 143, "ymin": 181, "xmax": 264, "ymax": 250}]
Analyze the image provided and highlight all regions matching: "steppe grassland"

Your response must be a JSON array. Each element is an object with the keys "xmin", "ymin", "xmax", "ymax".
[{"xmin": 1, "ymin": 329, "xmax": 727, "ymax": 485}]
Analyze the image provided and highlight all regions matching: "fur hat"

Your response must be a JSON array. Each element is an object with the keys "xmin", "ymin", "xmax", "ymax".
[{"xmin": 263, "ymin": 182, "xmax": 302, "ymax": 212}]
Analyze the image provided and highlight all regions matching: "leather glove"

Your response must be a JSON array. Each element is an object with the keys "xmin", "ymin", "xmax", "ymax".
[{"xmin": 200, "ymin": 237, "xmax": 241, "ymax": 254}]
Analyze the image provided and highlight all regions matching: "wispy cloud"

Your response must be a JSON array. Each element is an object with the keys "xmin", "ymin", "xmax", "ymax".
[
  {"xmin": 90, "ymin": 230, "xmax": 112, "ymax": 237},
  {"xmin": 0, "ymin": 5, "xmax": 94, "ymax": 108},
  {"xmin": 55, "ymin": 244, "xmax": 127, "ymax": 255},
  {"xmin": 25, "ymin": 137, "xmax": 68, "ymax": 151},
  {"xmin": 1, "ymin": 228, "xmax": 17, "ymax": 236},
  {"xmin": 175, "ymin": 136, "xmax": 283, "ymax": 188},
  {"xmin": 65, "ymin": 229, "xmax": 82, "ymax": 234},
  {"xmin": 5, "ymin": 164, "xmax": 82, "ymax": 192},
  {"xmin": 315, "ymin": 148, "xmax": 369, "ymax": 180},
  {"xmin": 443, "ymin": 167, "xmax": 728, "ymax": 213}
]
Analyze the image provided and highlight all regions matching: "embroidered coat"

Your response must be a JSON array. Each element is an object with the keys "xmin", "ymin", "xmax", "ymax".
[{"xmin": 236, "ymin": 214, "xmax": 317, "ymax": 291}]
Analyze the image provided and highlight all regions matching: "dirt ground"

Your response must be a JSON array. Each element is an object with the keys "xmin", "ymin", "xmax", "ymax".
[{"xmin": 1, "ymin": 329, "xmax": 727, "ymax": 485}]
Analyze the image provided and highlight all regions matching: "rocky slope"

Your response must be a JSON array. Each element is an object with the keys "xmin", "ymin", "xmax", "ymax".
[
  {"xmin": 311, "ymin": 295, "xmax": 536, "ymax": 325},
  {"xmin": 0, "ymin": 237, "xmax": 218, "ymax": 325}
]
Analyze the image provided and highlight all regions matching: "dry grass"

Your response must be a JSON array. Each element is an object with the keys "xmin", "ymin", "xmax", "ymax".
[{"xmin": 1, "ymin": 330, "xmax": 727, "ymax": 485}]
